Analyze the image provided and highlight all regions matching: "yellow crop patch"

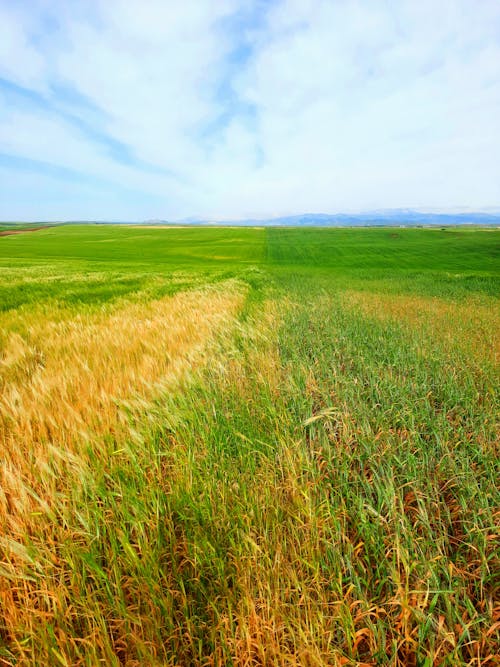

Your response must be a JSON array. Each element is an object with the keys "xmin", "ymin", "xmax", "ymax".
[
  {"xmin": 0, "ymin": 282, "xmax": 244, "ymax": 530},
  {"xmin": 343, "ymin": 290, "xmax": 499, "ymax": 365}
]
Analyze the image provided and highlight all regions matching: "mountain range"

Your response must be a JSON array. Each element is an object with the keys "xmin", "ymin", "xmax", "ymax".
[{"xmin": 144, "ymin": 209, "xmax": 500, "ymax": 227}]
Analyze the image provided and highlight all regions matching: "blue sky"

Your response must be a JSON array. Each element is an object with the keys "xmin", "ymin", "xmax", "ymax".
[{"xmin": 1, "ymin": 0, "xmax": 499, "ymax": 221}]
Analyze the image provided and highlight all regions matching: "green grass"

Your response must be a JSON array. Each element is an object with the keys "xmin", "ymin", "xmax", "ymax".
[
  {"xmin": 0, "ymin": 225, "xmax": 498, "ymax": 666},
  {"xmin": 0, "ymin": 224, "xmax": 266, "ymax": 267}
]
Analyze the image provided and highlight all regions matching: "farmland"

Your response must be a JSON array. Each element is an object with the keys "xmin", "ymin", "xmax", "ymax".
[{"xmin": 0, "ymin": 225, "xmax": 499, "ymax": 666}]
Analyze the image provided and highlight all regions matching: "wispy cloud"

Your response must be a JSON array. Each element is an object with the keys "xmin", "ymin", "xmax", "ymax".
[{"xmin": 1, "ymin": 0, "xmax": 499, "ymax": 220}]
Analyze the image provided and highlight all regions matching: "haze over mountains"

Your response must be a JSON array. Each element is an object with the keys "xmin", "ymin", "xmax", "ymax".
[
  {"xmin": 5, "ymin": 209, "xmax": 499, "ymax": 228},
  {"xmin": 143, "ymin": 209, "xmax": 500, "ymax": 227}
]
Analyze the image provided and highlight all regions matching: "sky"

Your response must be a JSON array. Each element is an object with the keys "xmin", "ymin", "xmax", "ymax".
[{"xmin": 1, "ymin": 0, "xmax": 499, "ymax": 221}]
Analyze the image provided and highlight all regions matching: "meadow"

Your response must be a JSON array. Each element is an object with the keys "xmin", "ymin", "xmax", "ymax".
[{"xmin": 0, "ymin": 225, "xmax": 498, "ymax": 666}]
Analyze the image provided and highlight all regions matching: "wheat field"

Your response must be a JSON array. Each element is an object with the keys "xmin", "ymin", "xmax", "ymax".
[{"xmin": 0, "ymin": 225, "xmax": 498, "ymax": 666}]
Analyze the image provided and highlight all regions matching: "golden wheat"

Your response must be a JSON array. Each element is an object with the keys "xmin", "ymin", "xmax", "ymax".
[{"xmin": 0, "ymin": 283, "xmax": 244, "ymax": 535}]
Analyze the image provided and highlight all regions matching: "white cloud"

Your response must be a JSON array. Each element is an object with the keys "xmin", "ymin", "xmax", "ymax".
[
  {"xmin": 0, "ymin": 4, "xmax": 47, "ymax": 90},
  {"xmin": 0, "ymin": 0, "xmax": 499, "ymax": 219}
]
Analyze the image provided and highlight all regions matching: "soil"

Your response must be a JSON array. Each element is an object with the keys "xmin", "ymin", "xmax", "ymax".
[{"xmin": 0, "ymin": 226, "xmax": 48, "ymax": 237}]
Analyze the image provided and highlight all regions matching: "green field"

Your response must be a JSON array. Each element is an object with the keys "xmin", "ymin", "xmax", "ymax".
[{"xmin": 0, "ymin": 225, "xmax": 498, "ymax": 666}]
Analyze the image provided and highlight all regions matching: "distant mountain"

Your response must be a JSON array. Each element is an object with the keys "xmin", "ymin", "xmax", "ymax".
[
  {"xmin": 4, "ymin": 210, "xmax": 499, "ymax": 228},
  {"xmin": 154, "ymin": 209, "xmax": 500, "ymax": 227}
]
